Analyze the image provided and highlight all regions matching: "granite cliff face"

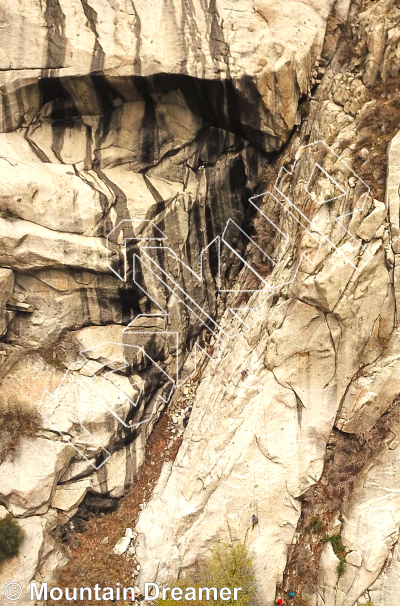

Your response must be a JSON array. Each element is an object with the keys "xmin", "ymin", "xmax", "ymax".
[
  {"xmin": 136, "ymin": 1, "xmax": 400, "ymax": 605},
  {"xmin": 1, "ymin": 0, "xmax": 400, "ymax": 605}
]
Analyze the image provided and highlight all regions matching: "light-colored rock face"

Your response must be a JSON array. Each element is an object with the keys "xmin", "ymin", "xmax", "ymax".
[
  {"xmin": 0, "ymin": 0, "xmax": 334, "ymax": 150},
  {"xmin": 0, "ymin": 516, "xmax": 45, "ymax": 602},
  {"xmin": 135, "ymin": 2, "xmax": 400, "ymax": 606},
  {"xmin": 136, "ymin": 298, "xmax": 339, "ymax": 602},
  {"xmin": 4, "ymin": 0, "xmax": 400, "ymax": 605},
  {"xmin": 0, "ymin": 0, "xmax": 336, "ymax": 596},
  {"xmin": 0, "ymin": 436, "xmax": 75, "ymax": 517}
]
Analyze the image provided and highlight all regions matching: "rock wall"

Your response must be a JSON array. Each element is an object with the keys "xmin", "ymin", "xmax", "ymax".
[
  {"xmin": 4, "ymin": 1, "xmax": 400, "ymax": 605},
  {"xmin": 0, "ymin": 0, "xmax": 335, "ymax": 149},
  {"xmin": 0, "ymin": 0, "xmax": 337, "ymax": 602},
  {"xmin": 136, "ymin": 1, "xmax": 400, "ymax": 606}
]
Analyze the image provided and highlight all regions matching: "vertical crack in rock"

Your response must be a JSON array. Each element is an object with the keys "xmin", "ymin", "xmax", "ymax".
[
  {"xmin": 129, "ymin": 1, "xmax": 142, "ymax": 75},
  {"xmin": 208, "ymin": 0, "xmax": 231, "ymax": 75}
]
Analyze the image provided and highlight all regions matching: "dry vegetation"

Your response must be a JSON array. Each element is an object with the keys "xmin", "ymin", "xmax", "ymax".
[
  {"xmin": 51, "ymin": 402, "xmax": 184, "ymax": 606},
  {"xmin": 280, "ymin": 396, "xmax": 400, "ymax": 604},
  {"xmin": 0, "ymin": 404, "xmax": 41, "ymax": 463},
  {"xmin": 353, "ymin": 78, "xmax": 400, "ymax": 202}
]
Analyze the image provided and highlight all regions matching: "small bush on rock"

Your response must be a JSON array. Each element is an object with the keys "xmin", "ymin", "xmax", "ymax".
[
  {"xmin": 306, "ymin": 515, "xmax": 324, "ymax": 533},
  {"xmin": 0, "ymin": 514, "xmax": 24, "ymax": 562},
  {"xmin": 158, "ymin": 543, "xmax": 256, "ymax": 606},
  {"xmin": 0, "ymin": 404, "xmax": 40, "ymax": 462},
  {"xmin": 322, "ymin": 533, "xmax": 347, "ymax": 576}
]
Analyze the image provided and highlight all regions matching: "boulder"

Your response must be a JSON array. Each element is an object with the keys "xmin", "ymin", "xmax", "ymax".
[
  {"xmin": 51, "ymin": 479, "xmax": 91, "ymax": 514},
  {"xmin": 0, "ymin": 158, "xmax": 105, "ymax": 235},
  {"xmin": 346, "ymin": 551, "xmax": 362, "ymax": 567},
  {"xmin": 0, "ymin": 216, "xmax": 117, "ymax": 272},
  {"xmin": 356, "ymin": 201, "xmax": 387, "ymax": 242},
  {"xmin": 112, "ymin": 535, "xmax": 131, "ymax": 556},
  {"xmin": 0, "ymin": 437, "xmax": 75, "ymax": 517}
]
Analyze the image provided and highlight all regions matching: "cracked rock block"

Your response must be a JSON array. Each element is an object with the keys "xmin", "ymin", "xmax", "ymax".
[{"xmin": 0, "ymin": 437, "xmax": 75, "ymax": 517}]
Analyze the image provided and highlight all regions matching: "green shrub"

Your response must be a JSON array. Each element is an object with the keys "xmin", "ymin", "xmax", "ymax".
[
  {"xmin": 306, "ymin": 515, "xmax": 324, "ymax": 533},
  {"xmin": 0, "ymin": 514, "xmax": 24, "ymax": 562},
  {"xmin": 158, "ymin": 544, "xmax": 256, "ymax": 606},
  {"xmin": 322, "ymin": 533, "xmax": 347, "ymax": 577},
  {"xmin": 327, "ymin": 534, "xmax": 346, "ymax": 555}
]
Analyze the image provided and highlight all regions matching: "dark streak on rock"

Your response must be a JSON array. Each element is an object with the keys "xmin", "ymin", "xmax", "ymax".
[
  {"xmin": 92, "ymin": 167, "xmax": 130, "ymax": 239},
  {"xmin": 44, "ymin": 0, "xmax": 67, "ymax": 69},
  {"xmin": 1, "ymin": 86, "xmax": 14, "ymax": 132},
  {"xmin": 24, "ymin": 132, "xmax": 52, "ymax": 162},
  {"xmin": 85, "ymin": 124, "xmax": 93, "ymax": 170},
  {"xmin": 80, "ymin": 0, "xmax": 106, "ymax": 73},
  {"xmin": 143, "ymin": 174, "xmax": 164, "ymax": 204},
  {"xmin": 134, "ymin": 77, "xmax": 159, "ymax": 164},
  {"xmin": 37, "ymin": 77, "xmax": 81, "ymax": 163},
  {"xmin": 39, "ymin": 77, "xmax": 79, "ymax": 119},
  {"xmin": 91, "ymin": 75, "xmax": 123, "ymax": 139},
  {"xmin": 181, "ymin": 0, "xmax": 207, "ymax": 77}
]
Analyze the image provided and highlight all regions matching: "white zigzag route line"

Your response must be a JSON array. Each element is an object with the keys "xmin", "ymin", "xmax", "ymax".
[
  {"xmin": 132, "ymin": 250, "xmax": 230, "ymax": 339},
  {"xmin": 38, "ymin": 140, "xmax": 375, "ymax": 469},
  {"xmin": 275, "ymin": 140, "xmax": 372, "ymax": 270},
  {"xmin": 38, "ymin": 339, "xmax": 177, "ymax": 470}
]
